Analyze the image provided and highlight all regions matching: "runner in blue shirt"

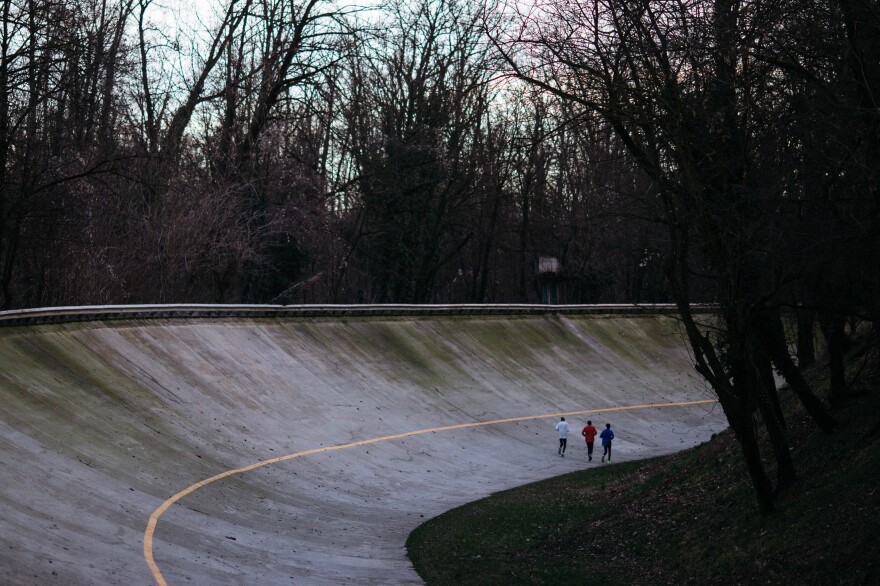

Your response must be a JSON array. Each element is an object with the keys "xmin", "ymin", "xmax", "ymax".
[{"xmin": 600, "ymin": 423, "xmax": 614, "ymax": 463}]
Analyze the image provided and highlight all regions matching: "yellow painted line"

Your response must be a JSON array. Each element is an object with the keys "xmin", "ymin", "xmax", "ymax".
[{"xmin": 143, "ymin": 398, "xmax": 717, "ymax": 585}]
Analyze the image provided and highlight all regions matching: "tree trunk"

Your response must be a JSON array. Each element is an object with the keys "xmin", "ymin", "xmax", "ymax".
[
  {"xmin": 820, "ymin": 314, "xmax": 851, "ymax": 405},
  {"xmin": 669, "ymin": 253, "xmax": 776, "ymax": 513},
  {"xmin": 796, "ymin": 308, "xmax": 817, "ymax": 368},
  {"xmin": 757, "ymin": 311, "xmax": 837, "ymax": 432},
  {"xmin": 733, "ymin": 407, "xmax": 776, "ymax": 514},
  {"xmin": 728, "ymin": 314, "xmax": 777, "ymax": 514},
  {"xmin": 754, "ymin": 339, "xmax": 796, "ymax": 491}
]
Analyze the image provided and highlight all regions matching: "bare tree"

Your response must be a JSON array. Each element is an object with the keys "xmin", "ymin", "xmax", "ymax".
[
  {"xmin": 333, "ymin": 0, "xmax": 498, "ymax": 302},
  {"xmin": 0, "ymin": 0, "xmax": 136, "ymax": 308},
  {"xmin": 489, "ymin": 0, "xmax": 865, "ymax": 511}
]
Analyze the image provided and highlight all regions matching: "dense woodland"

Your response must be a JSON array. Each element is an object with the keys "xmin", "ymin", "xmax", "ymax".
[
  {"xmin": 0, "ymin": 0, "xmax": 670, "ymax": 309},
  {"xmin": 1, "ymin": 0, "xmax": 878, "ymax": 510}
]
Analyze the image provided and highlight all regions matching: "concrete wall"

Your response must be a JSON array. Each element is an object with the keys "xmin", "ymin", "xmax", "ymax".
[{"xmin": 0, "ymin": 313, "xmax": 727, "ymax": 585}]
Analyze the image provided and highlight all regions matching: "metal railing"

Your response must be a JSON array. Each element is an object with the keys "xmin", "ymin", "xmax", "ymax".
[{"xmin": 0, "ymin": 303, "xmax": 717, "ymax": 327}]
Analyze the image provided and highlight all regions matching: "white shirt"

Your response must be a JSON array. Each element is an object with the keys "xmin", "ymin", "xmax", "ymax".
[{"xmin": 555, "ymin": 421, "xmax": 570, "ymax": 438}]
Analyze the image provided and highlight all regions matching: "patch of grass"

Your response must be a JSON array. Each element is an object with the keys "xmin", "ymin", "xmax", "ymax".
[{"xmin": 408, "ymin": 356, "xmax": 880, "ymax": 585}]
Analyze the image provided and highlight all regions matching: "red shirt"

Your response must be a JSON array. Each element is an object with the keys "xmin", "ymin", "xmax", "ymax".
[{"xmin": 581, "ymin": 425, "xmax": 598, "ymax": 443}]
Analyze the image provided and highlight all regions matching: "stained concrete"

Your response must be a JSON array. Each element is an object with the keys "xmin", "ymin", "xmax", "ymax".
[{"xmin": 0, "ymin": 313, "xmax": 727, "ymax": 585}]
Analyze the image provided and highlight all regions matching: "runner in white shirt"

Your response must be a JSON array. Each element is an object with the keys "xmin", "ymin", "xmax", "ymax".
[{"xmin": 555, "ymin": 417, "xmax": 570, "ymax": 457}]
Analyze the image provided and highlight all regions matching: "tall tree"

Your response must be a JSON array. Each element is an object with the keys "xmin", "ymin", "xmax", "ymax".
[
  {"xmin": 490, "ymin": 0, "xmax": 865, "ymax": 511},
  {"xmin": 338, "ymin": 0, "xmax": 496, "ymax": 302},
  {"xmin": 0, "ymin": 0, "xmax": 136, "ymax": 308}
]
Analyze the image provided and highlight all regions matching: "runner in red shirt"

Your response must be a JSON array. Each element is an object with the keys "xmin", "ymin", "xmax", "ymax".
[{"xmin": 581, "ymin": 420, "xmax": 598, "ymax": 462}]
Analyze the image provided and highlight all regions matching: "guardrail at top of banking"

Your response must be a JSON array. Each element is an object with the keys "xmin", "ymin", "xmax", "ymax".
[{"xmin": 0, "ymin": 303, "xmax": 717, "ymax": 327}]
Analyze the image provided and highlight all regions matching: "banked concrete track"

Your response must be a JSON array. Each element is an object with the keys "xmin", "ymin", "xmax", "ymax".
[{"xmin": 0, "ymin": 307, "xmax": 727, "ymax": 585}]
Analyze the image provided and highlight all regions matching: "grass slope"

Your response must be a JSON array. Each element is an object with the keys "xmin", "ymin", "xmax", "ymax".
[{"xmin": 408, "ymin": 357, "xmax": 880, "ymax": 585}]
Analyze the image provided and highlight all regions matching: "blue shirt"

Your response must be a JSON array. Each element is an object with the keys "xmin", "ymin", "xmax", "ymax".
[{"xmin": 600, "ymin": 428, "xmax": 614, "ymax": 446}]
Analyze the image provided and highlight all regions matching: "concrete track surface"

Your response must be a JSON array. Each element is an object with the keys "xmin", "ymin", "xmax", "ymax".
[{"xmin": 0, "ymin": 312, "xmax": 728, "ymax": 585}]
